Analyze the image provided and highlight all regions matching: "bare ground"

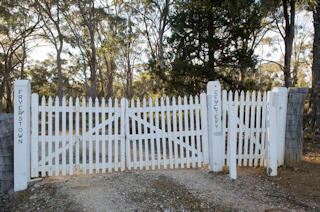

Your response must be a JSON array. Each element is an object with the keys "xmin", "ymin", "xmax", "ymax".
[{"xmin": 1, "ymin": 139, "xmax": 320, "ymax": 212}]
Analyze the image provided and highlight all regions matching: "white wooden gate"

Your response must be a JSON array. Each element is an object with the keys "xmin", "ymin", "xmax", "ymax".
[{"xmin": 13, "ymin": 80, "xmax": 288, "ymax": 189}]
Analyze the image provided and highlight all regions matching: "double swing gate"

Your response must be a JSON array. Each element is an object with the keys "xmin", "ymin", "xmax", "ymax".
[
  {"xmin": 31, "ymin": 94, "xmax": 209, "ymax": 177},
  {"xmin": 27, "ymin": 81, "xmax": 287, "ymax": 178}
]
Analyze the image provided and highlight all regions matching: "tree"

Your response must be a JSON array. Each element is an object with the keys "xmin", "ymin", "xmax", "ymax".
[
  {"xmin": 77, "ymin": 0, "xmax": 100, "ymax": 99},
  {"xmin": 311, "ymin": 0, "xmax": 320, "ymax": 133},
  {"xmin": 164, "ymin": 0, "xmax": 266, "ymax": 95},
  {"xmin": 34, "ymin": 0, "xmax": 68, "ymax": 102},
  {"xmin": 0, "ymin": 0, "xmax": 39, "ymax": 112}
]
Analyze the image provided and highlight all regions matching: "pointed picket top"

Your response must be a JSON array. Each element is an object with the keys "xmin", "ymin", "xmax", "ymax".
[
  {"xmin": 143, "ymin": 97, "xmax": 147, "ymax": 107},
  {"xmin": 166, "ymin": 96, "xmax": 170, "ymax": 106},
  {"xmin": 240, "ymin": 91, "xmax": 245, "ymax": 102},
  {"xmin": 76, "ymin": 97, "xmax": 80, "ymax": 105},
  {"xmin": 257, "ymin": 91, "xmax": 262, "ymax": 102},
  {"xmin": 62, "ymin": 96, "xmax": 66, "ymax": 106},
  {"xmin": 234, "ymin": 91, "xmax": 239, "ymax": 102},
  {"xmin": 228, "ymin": 90, "xmax": 233, "ymax": 102},
  {"xmin": 183, "ymin": 95, "xmax": 188, "ymax": 105},
  {"xmin": 222, "ymin": 90, "xmax": 227, "ymax": 102},
  {"xmin": 245, "ymin": 90, "xmax": 250, "ymax": 102},
  {"xmin": 95, "ymin": 97, "xmax": 99, "ymax": 107},
  {"xmin": 130, "ymin": 98, "xmax": 135, "ymax": 108},
  {"xmin": 69, "ymin": 96, "xmax": 73, "ymax": 106},
  {"xmin": 160, "ymin": 97, "xmax": 165, "ymax": 106},
  {"xmin": 154, "ymin": 97, "xmax": 159, "ymax": 107},
  {"xmin": 189, "ymin": 95, "xmax": 193, "ymax": 105},
  {"xmin": 172, "ymin": 96, "xmax": 176, "ymax": 105},
  {"xmin": 88, "ymin": 97, "xmax": 92, "ymax": 107},
  {"xmin": 177, "ymin": 96, "xmax": 182, "ymax": 105},
  {"xmin": 252, "ymin": 90, "xmax": 256, "ymax": 101},
  {"xmin": 263, "ymin": 91, "xmax": 267, "ymax": 102},
  {"xmin": 148, "ymin": 97, "xmax": 153, "ymax": 107},
  {"xmin": 41, "ymin": 96, "xmax": 46, "ymax": 106},
  {"xmin": 48, "ymin": 96, "xmax": 52, "ymax": 106},
  {"xmin": 81, "ymin": 97, "xmax": 86, "ymax": 107},
  {"xmin": 195, "ymin": 95, "xmax": 199, "ymax": 104},
  {"xmin": 136, "ymin": 98, "xmax": 141, "ymax": 107},
  {"xmin": 114, "ymin": 98, "xmax": 119, "ymax": 108},
  {"xmin": 108, "ymin": 97, "xmax": 112, "ymax": 108},
  {"xmin": 101, "ymin": 97, "xmax": 105, "ymax": 106}
]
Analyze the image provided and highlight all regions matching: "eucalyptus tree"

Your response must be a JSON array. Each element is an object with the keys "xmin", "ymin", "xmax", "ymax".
[
  {"xmin": 34, "ymin": 0, "xmax": 69, "ymax": 101},
  {"xmin": 0, "ymin": 0, "xmax": 39, "ymax": 112},
  {"xmin": 311, "ymin": 0, "xmax": 320, "ymax": 133}
]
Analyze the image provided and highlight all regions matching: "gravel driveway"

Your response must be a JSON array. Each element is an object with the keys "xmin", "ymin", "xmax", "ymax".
[{"xmin": 1, "ymin": 167, "xmax": 319, "ymax": 211}]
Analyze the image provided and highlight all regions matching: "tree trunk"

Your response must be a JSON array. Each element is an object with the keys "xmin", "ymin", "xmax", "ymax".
[
  {"xmin": 284, "ymin": 38, "xmax": 294, "ymax": 87},
  {"xmin": 311, "ymin": 0, "xmax": 320, "ymax": 133},
  {"xmin": 282, "ymin": 0, "xmax": 295, "ymax": 87},
  {"xmin": 239, "ymin": 67, "xmax": 246, "ymax": 89},
  {"xmin": 89, "ymin": 28, "xmax": 97, "ymax": 99},
  {"xmin": 57, "ymin": 49, "xmax": 63, "ymax": 104}
]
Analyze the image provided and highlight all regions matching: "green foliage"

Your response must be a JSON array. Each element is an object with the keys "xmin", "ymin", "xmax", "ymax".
[{"xmin": 162, "ymin": 0, "xmax": 267, "ymax": 95}]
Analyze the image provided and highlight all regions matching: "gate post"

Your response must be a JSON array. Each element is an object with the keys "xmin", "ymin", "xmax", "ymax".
[
  {"xmin": 14, "ymin": 80, "xmax": 31, "ymax": 191},
  {"xmin": 266, "ymin": 91, "xmax": 278, "ymax": 176},
  {"xmin": 228, "ymin": 103, "xmax": 237, "ymax": 179},
  {"xmin": 271, "ymin": 87, "xmax": 288, "ymax": 166},
  {"xmin": 207, "ymin": 81, "xmax": 224, "ymax": 171}
]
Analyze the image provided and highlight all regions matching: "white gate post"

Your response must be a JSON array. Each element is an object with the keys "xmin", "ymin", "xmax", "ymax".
[
  {"xmin": 14, "ymin": 80, "xmax": 31, "ymax": 191},
  {"xmin": 207, "ymin": 81, "xmax": 224, "ymax": 171},
  {"xmin": 228, "ymin": 103, "xmax": 237, "ymax": 179},
  {"xmin": 266, "ymin": 91, "xmax": 278, "ymax": 176},
  {"xmin": 271, "ymin": 87, "xmax": 288, "ymax": 166}
]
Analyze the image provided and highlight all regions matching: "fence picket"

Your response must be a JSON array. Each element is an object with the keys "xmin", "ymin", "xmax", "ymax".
[
  {"xmin": 69, "ymin": 97, "xmax": 74, "ymax": 175},
  {"xmin": 101, "ymin": 98, "xmax": 106, "ymax": 172},
  {"xmin": 166, "ymin": 96, "xmax": 173, "ymax": 169},
  {"xmin": 254, "ymin": 92, "xmax": 262, "ymax": 166},
  {"xmin": 31, "ymin": 94, "xmax": 39, "ymax": 177},
  {"xmin": 75, "ymin": 97, "xmax": 80, "ymax": 173},
  {"xmin": 48, "ymin": 97, "xmax": 53, "ymax": 176},
  {"xmin": 243, "ymin": 91, "xmax": 250, "ymax": 166},
  {"xmin": 249, "ymin": 91, "xmax": 256, "ymax": 166},
  {"xmin": 172, "ymin": 97, "xmax": 178, "ymax": 168},
  {"xmin": 161, "ymin": 97, "xmax": 167, "ymax": 169},
  {"xmin": 131, "ymin": 99, "xmax": 137, "ymax": 169},
  {"xmin": 62, "ymin": 97, "xmax": 67, "ymax": 176},
  {"xmin": 238, "ymin": 91, "xmax": 245, "ymax": 166},
  {"xmin": 178, "ymin": 96, "xmax": 184, "ymax": 168},
  {"xmin": 226, "ymin": 91, "xmax": 233, "ymax": 166},
  {"xmin": 143, "ymin": 98, "xmax": 149, "ymax": 170},
  {"xmin": 222, "ymin": 90, "xmax": 227, "ymax": 164},
  {"xmin": 82, "ymin": 97, "xmax": 87, "ymax": 174},
  {"xmin": 155, "ymin": 98, "xmax": 161, "ymax": 169},
  {"xmin": 95, "ymin": 98, "xmax": 99, "ymax": 173},
  {"xmin": 88, "ymin": 98, "xmax": 93, "ymax": 174},
  {"xmin": 200, "ymin": 93, "xmax": 209, "ymax": 164},
  {"xmin": 55, "ymin": 97, "xmax": 60, "ymax": 176},
  {"xmin": 184, "ymin": 96, "xmax": 190, "ymax": 168},
  {"xmin": 260, "ymin": 92, "xmax": 267, "ymax": 165},
  {"xmin": 121, "ymin": 98, "xmax": 126, "ymax": 171},
  {"xmin": 108, "ymin": 98, "xmax": 113, "ymax": 173},
  {"xmin": 114, "ymin": 98, "xmax": 119, "ymax": 171},
  {"xmin": 195, "ymin": 95, "xmax": 201, "ymax": 167},
  {"xmin": 41, "ymin": 96, "xmax": 46, "ymax": 176},
  {"xmin": 149, "ymin": 98, "xmax": 156, "ymax": 170},
  {"xmin": 189, "ymin": 96, "xmax": 196, "ymax": 168}
]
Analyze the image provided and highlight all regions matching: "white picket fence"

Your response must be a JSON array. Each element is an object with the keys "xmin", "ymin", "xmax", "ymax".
[{"xmin": 13, "ymin": 80, "xmax": 288, "ymax": 191}]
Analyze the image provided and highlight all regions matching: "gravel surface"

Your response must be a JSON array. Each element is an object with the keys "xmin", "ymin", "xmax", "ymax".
[{"xmin": 1, "ymin": 167, "xmax": 319, "ymax": 211}]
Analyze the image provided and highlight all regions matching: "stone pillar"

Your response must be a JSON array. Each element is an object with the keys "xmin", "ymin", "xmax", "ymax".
[{"xmin": 285, "ymin": 87, "xmax": 308, "ymax": 167}]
